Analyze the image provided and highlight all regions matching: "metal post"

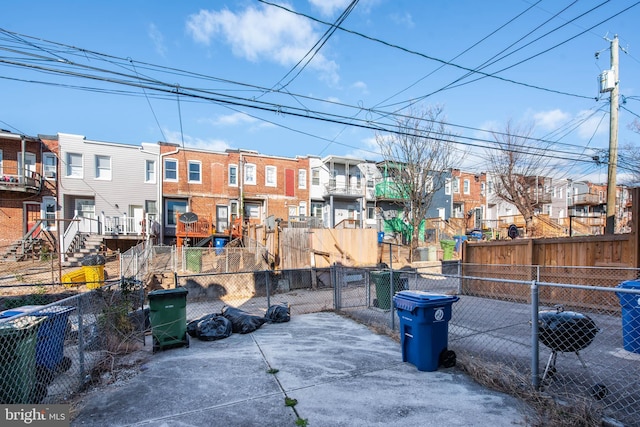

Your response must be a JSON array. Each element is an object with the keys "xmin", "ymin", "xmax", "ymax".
[
  {"xmin": 77, "ymin": 295, "xmax": 85, "ymax": 385},
  {"xmin": 531, "ymin": 267, "xmax": 540, "ymax": 389},
  {"xmin": 457, "ymin": 260, "xmax": 462, "ymax": 294},
  {"xmin": 265, "ymin": 270, "xmax": 271, "ymax": 309}
]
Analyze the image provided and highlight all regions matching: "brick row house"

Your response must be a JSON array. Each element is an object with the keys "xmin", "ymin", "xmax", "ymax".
[
  {"xmin": 0, "ymin": 130, "xmax": 58, "ymax": 259},
  {"xmin": 160, "ymin": 143, "xmax": 311, "ymax": 245}
]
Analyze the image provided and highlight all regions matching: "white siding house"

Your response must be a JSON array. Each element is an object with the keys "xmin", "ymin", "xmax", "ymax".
[{"xmin": 58, "ymin": 133, "xmax": 159, "ymax": 237}]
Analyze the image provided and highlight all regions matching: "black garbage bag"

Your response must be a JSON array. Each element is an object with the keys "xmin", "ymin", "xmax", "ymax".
[
  {"xmin": 197, "ymin": 315, "xmax": 232, "ymax": 341},
  {"xmin": 222, "ymin": 306, "xmax": 266, "ymax": 334},
  {"xmin": 265, "ymin": 303, "xmax": 290, "ymax": 323},
  {"xmin": 187, "ymin": 313, "xmax": 232, "ymax": 341},
  {"xmin": 81, "ymin": 254, "xmax": 106, "ymax": 266}
]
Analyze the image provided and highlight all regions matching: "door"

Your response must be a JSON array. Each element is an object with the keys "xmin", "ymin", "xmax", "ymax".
[
  {"xmin": 17, "ymin": 152, "xmax": 36, "ymax": 178},
  {"xmin": 131, "ymin": 206, "xmax": 144, "ymax": 234},
  {"xmin": 216, "ymin": 205, "xmax": 228, "ymax": 232},
  {"xmin": 24, "ymin": 202, "xmax": 41, "ymax": 236},
  {"xmin": 42, "ymin": 196, "xmax": 57, "ymax": 231}
]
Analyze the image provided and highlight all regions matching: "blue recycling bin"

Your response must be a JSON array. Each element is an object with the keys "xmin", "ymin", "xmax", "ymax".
[
  {"xmin": 214, "ymin": 237, "xmax": 228, "ymax": 255},
  {"xmin": 393, "ymin": 290, "xmax": 459, "ymax": 372},
  {"xmin": 1, "ymin": 305, "xmax": 75, "ymax": 382},
  {"xmin": 616, "ymin": 280, "xmax": 640, "ymax": 354},
  {"xmin": 377, "ymin": 232, "xmax": 385, "ymax": 243},
  {"xmin": 453, "ymin": 235, "xmax": 467, "ymax": 252}
]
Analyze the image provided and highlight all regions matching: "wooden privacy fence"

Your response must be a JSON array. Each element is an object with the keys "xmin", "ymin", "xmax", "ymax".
[{"xmin": 462, "ymin": 229, "xmax": 640, "ymax": 311}]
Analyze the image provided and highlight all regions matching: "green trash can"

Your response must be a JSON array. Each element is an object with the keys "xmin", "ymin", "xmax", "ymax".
[
  {"xmin": 148, "ymin": 287, "xmax": 189, "ymax": 352},
  {"xmin": 440, "ymin": 240, "xmax": 455, "ymax": 261},
  {"xmin": 0, "ymin": 315, "xmax": 46, "ymax": 403},
  {"xmin": 370, "ymin": 271, "xmax": 404, "ymax": 310},
  {"xmin": 185, "ymin": 249, "xmax": 202, "ymax": 273}
]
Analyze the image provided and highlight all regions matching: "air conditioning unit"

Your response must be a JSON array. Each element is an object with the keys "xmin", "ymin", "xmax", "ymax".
[{"xmin": 44, "ymin": 171, "xmax": 56, "ymax": 179}]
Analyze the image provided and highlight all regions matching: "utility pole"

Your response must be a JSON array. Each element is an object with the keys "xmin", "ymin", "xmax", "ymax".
[{"xmin": 605, "ymin": 35, "xmax": 619, "ymax": 235}]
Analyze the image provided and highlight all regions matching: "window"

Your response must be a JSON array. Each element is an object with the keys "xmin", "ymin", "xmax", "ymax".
[
  {"xmin": 95, "ymin": 155, "xmax": 111, "ymax": 180},
  {"xmin": 145, "ymin": 200, "xmax": 157, "ymax": 220},
  {"xmin": 229, "ymin": 164, "xmax": 238, "ymax": 186},
  {"xmin": 265, "ymin": 165, "xmax": 277, "ymax": 187},
  {"xmin": 164, "ymin": 159, "xmax": 177, "ymax": 181},
  {"xmin": 42, "ymin": 196, "xmax": 56, "ymax": 228},
  {"xmin": 463, "ymin": 179, "xmax": 470, "ymax": 194},
  {"xmin": 311, "ymin": 202, "xmax": 323, "ymax": 218},
  {"xmin": 188, "ymin": 161, "xmax": 201, "ymax": 183},
  {"xmin": 367, "ymin": 206, "xmax": 375, "ymax": 220},
  {"xmin": 230, "ymin": 200, "xmax": 239, "ymax": 221},
  {"xmin": 244, "ymin": 163, "xmax": 256, "ymax": 185},
  {"xmin": 298, "ymin": 201, "xmax": 307, "ymax": 216},
  {"xmin": 43, "ymin": 153, "xmax": 56, "ymax": 179},
  {"xmin": 480, "ymin": 182, "xmax": 485, "ymax": 195},
  {"xmin": 18, "ymin": 152, "xmax": 36, "ymax": 177},
  {"xmin": 165, "ymin": 199, "xmax": 187, "ymax": 226},
  {"xmin": 367, "ymin": 179, "xmax": 374, "ymax": 189},
  {"xmin": 311, "ymin": 168, "xmax": 320, "ymax": 186},
  {"xmin": 288, "ymin": 206, "xmax": 297, "ymax": 217},
  {"xmin": 66, "ymin": 153, "xmax": 83, "ymax": 178},
  {"xmin": 453, "ymin": 178, "xmax": 460, "ymax": 193},
  {"xmin": 145, "ymin": 160, "xmax": 156, "ymax": 183},
  {"xmin": 445, "ymin": 178, "xmax": 451, "ymax": 195},
  {"xmin": 298, "ymin": 169, "xmax": 307, "ymax": 189}
]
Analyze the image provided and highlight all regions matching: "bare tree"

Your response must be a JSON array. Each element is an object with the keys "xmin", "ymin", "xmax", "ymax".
[
  {"xmin": 484, "ymin": 121, "xmax": 551, "ymax": 237},
  {"xmin": 375, "ymin": 105, "xmax": 458, "ymax": 259}
]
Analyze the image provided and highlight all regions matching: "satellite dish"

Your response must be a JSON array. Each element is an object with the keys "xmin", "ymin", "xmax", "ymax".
[
  {"xmin": 265, "ymin": 215, "xmax": 276, "ymax": 231},
  {"xmin": 179, "ymin": 212, "xmax": 198, "ymax": 224},
  {"xmin": 508, "ymin": 224, "xmax": 518, "ymax": 239}
]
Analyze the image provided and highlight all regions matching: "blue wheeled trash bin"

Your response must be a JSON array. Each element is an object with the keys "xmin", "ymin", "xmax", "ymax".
[
  {"xmin": 393, "ymin": 290, "xmax": 459, "ymax": 372},
  {"xmin": 616, "ymin": 280, "xmax": 640, "ymax": 354}
]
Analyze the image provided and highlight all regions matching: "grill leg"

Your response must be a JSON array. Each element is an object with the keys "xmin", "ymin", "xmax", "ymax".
[
  {"xmin": 574, "ymin": 351, "xmax": 588, "ymax": 369},
  {"xmin": 542, "ymin": 351, "xmax": 557, "ymax": 382}
]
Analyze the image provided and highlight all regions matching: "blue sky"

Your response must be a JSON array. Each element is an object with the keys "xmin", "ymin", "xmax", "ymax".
[{"xmin": 2, "ymin": 1, "xmax": 639, "ymax": 182}]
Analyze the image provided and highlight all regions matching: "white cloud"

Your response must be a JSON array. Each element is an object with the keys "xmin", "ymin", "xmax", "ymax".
[
  {"xmin": 163, "ymin": 128, "xmax": 231, "ymax": 151},
  {"xmin": 210, "ymin": 112, "xmax": 258, "ymax": 126},
  {"xmin": 308, "ymin": 0, "xmax": 352, "ymax": 16},
  {"xmin": 532, "ymin": 109, "xmax": 571, "ymax": 131},
  {"xmin": 390, "ymin": 12, "xmax": 414, "ymax": 28},
  {"xmin": 186, "ymin": 4, "xmax": 339, "ymax": 84},
  {"xmin": 351, "ymin": 81, "xmax": 368, "ymax": 94},
  {"xmin": 148, "ymin": 23, "xmax": 167, "ymax": 57}
]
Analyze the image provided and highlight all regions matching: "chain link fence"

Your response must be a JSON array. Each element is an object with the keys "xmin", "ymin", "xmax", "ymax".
[
  {"xmin": 334, "ymin": 263, "xmax": 640, "ymax": 426},
  {"xmin": 0, "ymin": 280, "xmax": 145, "ymax": 405},
  {"xmin": 3, "ymin": 253, "xmax": 640, "ymax": 425}
]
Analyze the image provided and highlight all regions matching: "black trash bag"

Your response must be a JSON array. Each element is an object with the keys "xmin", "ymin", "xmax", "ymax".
[
  {"xmin": 265, "ymin": 303, "xmax": 290, "ymax": 323},
  {"xmin": 222, "ymin": 306, "xmax": 266, "ymax": 334},
  {"xmin": 81, "ymin": 254, "xmax": 106, "ymax": 266},
  {"xmin": 197, "ymin": 315, "xmax": 232, "ymax": 341},
  {"xmin": 187, "ymin": 313, "xmax": 216, "ymax": 337}
]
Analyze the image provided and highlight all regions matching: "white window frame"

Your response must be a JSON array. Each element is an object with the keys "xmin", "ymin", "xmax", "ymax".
[
  {"xmin": 66, "ymin": 152, "xmax": 83, "ymax": 178},
  {"xmin": 298, "ymin": 169, "xmax": 307, "ymax": 189},
  {"xmin": 463, "ymin": 179, "xmax": 470, "ymax": 194},
  {"xmin": 42, "ymin": 196, "xmax": 57, "ymax": 230},
  {"xmin": 311, "ymin": 168, "xmax": 320, "ymax": 186},
  {"xmin": 43, "ymin": 153, "xmax": 56, "ymax": 179},
  {"xmin": 95, "ymin": 155, "xmax": 112, "ymax": 180},
  {"xmin": 230, "ymin": 200, "xmax": 239, "ymax": 221},
  {"xmin": 298, "ymin": 201, "xmax": 307, "ymax": 216},
  {"xmin": 164, "ymin": 158, "xmax": 178, "ymax": 182},
  {"xmin": 444, "ymin": 178, "xmax": 451, "ymax": 195},
  {"xmin": 228, "ymin": 164, "xmax": 238, "ymax": 187},
  {"xmin": 265, "ymin": 165, "xmax": 277, "ymax": 187},
  {"xmin": 453, "ymin": 177, "xmax": 460, "ymax": 193},
  {"xmin": 145, "ymin": 160, "xmax": 156, "ymax": 184},
  {"xmin": 188, "ymin": 160, "xmax": 201, "ymax": 183},
  {"xmin": 17, "ymin": 152, "xmax": 36, "ymax": 177},
  {"xmin": 244, "ymin": 163, "xmax": 256, "ymax": 185}
]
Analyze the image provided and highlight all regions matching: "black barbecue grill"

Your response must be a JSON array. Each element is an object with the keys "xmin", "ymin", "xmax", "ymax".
[{"xmin": 537, "ymin": 305, "xmax": 607, "ymax": 399}]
